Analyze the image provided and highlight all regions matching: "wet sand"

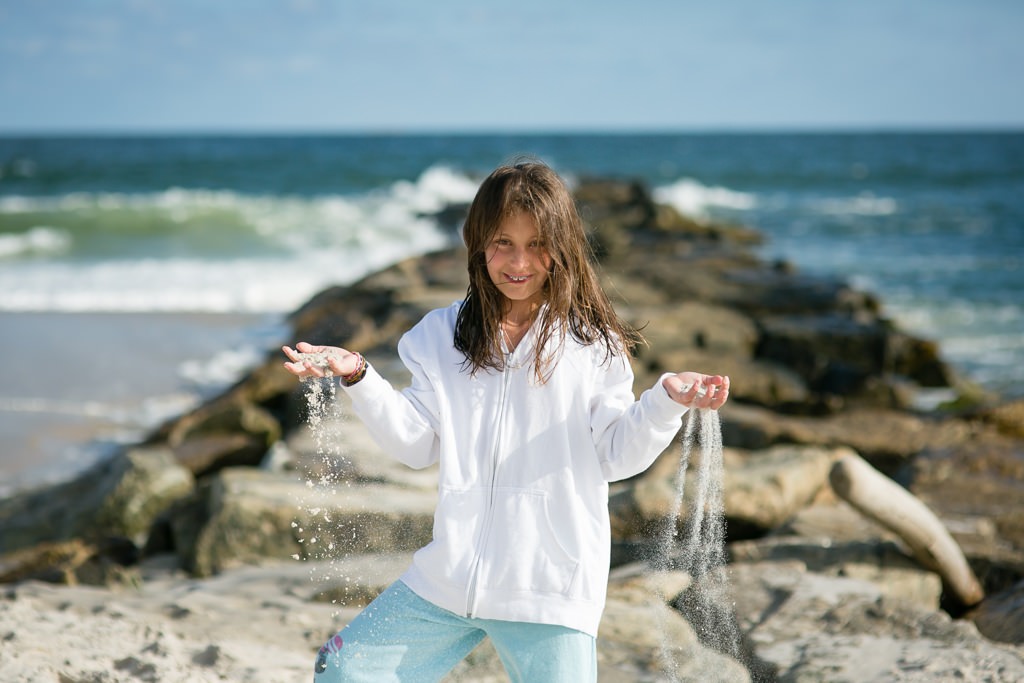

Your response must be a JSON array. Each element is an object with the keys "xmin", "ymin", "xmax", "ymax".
[{"xmin": 0, "ymin": 311, "xmax": 282, "ymax": 496}]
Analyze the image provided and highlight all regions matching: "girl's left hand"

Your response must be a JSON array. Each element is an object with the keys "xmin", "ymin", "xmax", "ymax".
[{"xmin": 662, "ymin": 372, "xmax": 730, "ymax": 410}]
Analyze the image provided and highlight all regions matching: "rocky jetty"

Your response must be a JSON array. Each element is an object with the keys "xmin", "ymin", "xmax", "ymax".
[{"xmin": 2, "ymin": 177, "xmax": 1023, "ymax": 681}]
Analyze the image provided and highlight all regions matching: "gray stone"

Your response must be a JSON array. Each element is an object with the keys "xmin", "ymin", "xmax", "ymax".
[
  {"xmin": 186, "ymin": 468, "xmax": 437, "ymax": 576},
  {"xmin": 730, "ymin": 536, "xmax": 943, "ymax": 610},
  {"xmin": 728, "ymin": 561, "xmax": 1024, "ymax": 682},
  {"xmin": 0, "ymin": 446, "xmax": 194, "ymax": 553},
  {"xmin": 657, "ymin": 349, "xmax": 810, "ymax": 408},
  {"xmin": 723, "ymin": 445, "xmax": 840, "ymax": 534},
  {"xmin": 633, "ymin": 301, "xmax": 760, "ymax": 359},
  {"xmin": 969, "ymin": 578, "xmax": 1024, "ymax": 645},
  {"xmin": 720, "ymin": 404, "xmax": 973, "ymax": 475},
  {"xmin": 612, "ymin": 444, "xmax": 839, "ymax": 542}
]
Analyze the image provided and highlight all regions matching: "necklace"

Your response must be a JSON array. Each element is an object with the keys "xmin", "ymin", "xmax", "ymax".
[
  {"xmin": 502, "ymin": 325, "xmax": 523, "ymax": 353},
  {"xmin": 501, "ymin": 303, "xmax": 539, "ymax": 356},
  {"xmin": 501, "ymin": 317, "xmax": 531, "ymax": 352}
]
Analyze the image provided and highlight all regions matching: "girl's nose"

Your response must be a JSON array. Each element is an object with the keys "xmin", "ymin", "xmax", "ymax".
[{"xmin": 510, "ymin": 247, "xmax": 529, "ymax": 267}]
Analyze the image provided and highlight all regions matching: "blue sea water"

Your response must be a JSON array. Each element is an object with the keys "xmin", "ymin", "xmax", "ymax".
[{"xmin": 0, "ymin": 132, "xmax": 1021, "ymax": 491}]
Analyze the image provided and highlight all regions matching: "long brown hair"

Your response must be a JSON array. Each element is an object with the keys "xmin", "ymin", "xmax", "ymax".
[{"xmin": 454, "ymin": 160, "xmax": 643, "ymax": 382}]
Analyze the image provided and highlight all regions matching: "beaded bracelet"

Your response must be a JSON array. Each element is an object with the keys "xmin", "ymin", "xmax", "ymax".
[{"xmin": 341, "ymin": 352, "xmax": 368, "ymax": 386}]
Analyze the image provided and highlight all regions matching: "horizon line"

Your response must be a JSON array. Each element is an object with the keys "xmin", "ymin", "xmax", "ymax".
[{"xmin": 1, "ymin": 123, "xmax": 1023, "ymax": 138}]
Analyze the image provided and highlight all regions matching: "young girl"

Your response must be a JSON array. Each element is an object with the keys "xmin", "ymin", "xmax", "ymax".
[{"xmin": 283, "ymin": 161, "xmax": 729, "ymax": 682}]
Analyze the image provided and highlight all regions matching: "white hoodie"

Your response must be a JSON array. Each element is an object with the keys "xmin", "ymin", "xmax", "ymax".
[{"xmin": 342, "ymin": 301, "xmax": 687, "ymax": 637}]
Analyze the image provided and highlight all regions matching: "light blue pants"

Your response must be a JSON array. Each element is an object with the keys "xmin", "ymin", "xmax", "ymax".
[{"xmin": 313, "ymin": 580, "xmax": 597, "ymax": 682}]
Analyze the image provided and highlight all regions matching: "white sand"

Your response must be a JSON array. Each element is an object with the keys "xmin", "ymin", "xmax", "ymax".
[{"xmin": 0, "ymin": 558, "xmax": 354, "ymax": 683}]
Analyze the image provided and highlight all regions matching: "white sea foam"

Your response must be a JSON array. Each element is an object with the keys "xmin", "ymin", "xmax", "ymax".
[
  {"xmin": 0, "ymin": 226, "xmax": 72, "ymax": 258},
  {"xmin": 0, "ymin": 165, "xmax": 476, "ymax": 313},
  {"xmin": 0, "ymin": 391, "xmax": 200, "ymax": 427},
  {"xmin": 810, "ymin": 193, "xmax": 898, "ymax": 216},
  {"xmin": 391, "ymin": 165, "xmax": 481, "ymax": 214},
  {"xmin": 652, "ymin": 178, "xmax": 757, "ymax": 218},
  {"xmin": 178, "ymin": 346, "xmax": 268, "ymax": 389}
]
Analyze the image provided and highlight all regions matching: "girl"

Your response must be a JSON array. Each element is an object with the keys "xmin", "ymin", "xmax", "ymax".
[{"xmin": 283, "ymin": 161, "xmax": 729, "ymax": 682}]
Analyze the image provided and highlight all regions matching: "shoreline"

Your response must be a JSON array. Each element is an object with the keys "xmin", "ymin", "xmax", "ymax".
[{"xmin": 0, "ymin": 310, "xmax": 283, "ymax": 497}]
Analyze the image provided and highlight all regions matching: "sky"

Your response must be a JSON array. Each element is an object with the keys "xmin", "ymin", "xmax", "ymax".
[{"xmin": 1, "ymin": 0, "xmax": 1022, "ymax": 133}]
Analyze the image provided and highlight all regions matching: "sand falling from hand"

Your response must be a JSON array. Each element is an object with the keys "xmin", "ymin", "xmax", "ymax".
[
  {"xmin": 653, "ymin": 406, "xmax": 740, "ymax": 677},
  {"xmin": 292, "ymin": 374, "xmax": 365, "ymax": 614}
]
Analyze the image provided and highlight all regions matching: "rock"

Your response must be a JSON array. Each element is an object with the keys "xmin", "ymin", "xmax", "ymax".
[
  {"xmin": 0, "ymin": 446, "xmax": 194, "ymax": 554},
  {"xmin": 607, "ymin": 562, "xmax": 692, "ymax": 604},
  {"xmin": 600, "ymin": 563, "xmax": 752, "ymax": 682},
  {"xmin": 152, "ymin": 397, "xmax": 282, "ymax": 477},
  {"xmin": 756, "ymin": 313, "xmax": 953, "ymax": 398},
  {"xmin": 774, "ymin": 495, "xmax": 910, "ymax": 540},
  {"xmin": 718, "ymin": 403, "xmax": 821, "ymax": 451},
  {"xmin": 283, "ymin": 400, "xmax": 440, "ymax": 493},
  {"xmin": 720, "ymin": 404, "xmax": 973, "ymax": 475},
  {"xmin": 730, "ymin": 535, "xmax": 943, "ymax": 610},
  {"xmin": 722, "ymin": 269, "xmax": 881, "ymax": 317},
  {"xmin": 906, "ymin": 432, "xmax": 1024, "ymax": 597},
  {"xmin": 183, "ymin": 468, "xmax": 437, "ymax": 576},
  {"xmin": 977, "ymin": 399, "xmax": 1024, "ymax": 439},
  {"xmin": 728, "ymin": 560, "xmax": 1024, "ymax": 682},
  {"xmin": 609, "ymin": 444, "xmax": 839, "ymax": 543},
  {"xmin": 655, "ymin": 348, "xmax": 810, "ymax": 409},
  {"xmin": 632, "ymin": 302, "xmax": 760, "ymax": 360},
  {"xmin": 0, "ymin": 538, "xmax": 139, "ymax": 587},
  {"xmin": 723, "ymin": 445, "xmax": 844, "ymax": 536},
  {"xmin": 968, "ymin": 578, "xmax": 1024, "ymax": 645},
  {"xmin": 573, "ymin": 178, "xmax": 762, "ymax": 263},
  {"xmin": 598, "ymin": 596, "xmax": 751, "ymax": 683}
]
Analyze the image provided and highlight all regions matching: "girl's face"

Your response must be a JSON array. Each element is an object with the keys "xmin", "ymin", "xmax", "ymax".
[{"xmin": 485, "ymin": 211, "xmax": 553, "ymax": 309}]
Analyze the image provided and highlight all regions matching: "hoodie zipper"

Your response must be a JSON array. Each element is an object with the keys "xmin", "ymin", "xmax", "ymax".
[{"xmin": 464, "ymin": 342, "xmax": 514, "ymax": 618}]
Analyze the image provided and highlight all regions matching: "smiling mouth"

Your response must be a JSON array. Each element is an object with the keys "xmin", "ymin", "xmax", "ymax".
[{"xmin": 506, "ymin": 274, "xmax": 530, "ymax": 283}]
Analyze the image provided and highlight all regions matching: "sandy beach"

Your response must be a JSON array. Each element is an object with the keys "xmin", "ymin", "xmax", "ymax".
[{"xmin": 1, "ymin": 557, "xmax": 346, "ymax": 682}]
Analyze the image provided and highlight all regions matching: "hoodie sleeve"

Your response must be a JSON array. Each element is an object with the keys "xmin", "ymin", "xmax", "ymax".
[
  {"xmin": 591, "ymin": 355, "xmax": 688, "ymax": 482},
  {"xmin": 340, "ymin": 321, "xmax": 442, "ymax": 470}
]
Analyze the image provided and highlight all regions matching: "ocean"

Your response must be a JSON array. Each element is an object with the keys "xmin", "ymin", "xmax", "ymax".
[{"xmin": 1, "ymin": 132, "xmax": 1021, "ymax": 495}]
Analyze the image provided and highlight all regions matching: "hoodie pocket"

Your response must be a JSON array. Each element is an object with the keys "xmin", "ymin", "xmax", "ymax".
[
  {"xmin": 481, "ymin": 487, "xmax": 580, "ymax": 596},
  {"xmin": 413, "ymin": 487, "xmax": 486, "ymax": 587}
]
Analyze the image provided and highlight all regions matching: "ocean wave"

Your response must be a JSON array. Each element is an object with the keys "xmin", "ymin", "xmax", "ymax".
[
  {"xmin": 809, "ymin": 194, "xmax": 898, "ymax": 216},
  {"xmin": 178, "ymin": 346, "xmax": 269, "ymax": 389},
  {"xmin": 0, "ymin": 165, "xmax": 477, "ymax": 312},
  {"xmin": 652, "ymin": 178, "xmax": 757, "ymax": 218},
  {"xmin": 0, "ymin": 226, "xmax": 72, "ymax": 258}
]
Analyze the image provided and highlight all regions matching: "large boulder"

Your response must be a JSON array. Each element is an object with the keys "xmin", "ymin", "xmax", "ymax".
[
  {"xmin": 977, "ymin": 399, "xmax": 1024, "ymax": 439},
  {"xmin": 729, "ymin": 536, "xmax": 943, "ymax": 611},
  {"xmin": 0, "ymin": 446, "xmax": 194, "ymax": 554},
  {"xmin": 608, "ymin": 444, "xmax": 841, "ymax": 542},
  {"xmin": 153, "ymin": 398, "xmax": 282, "ymax": 477},
  {"xmin": 180, "ymin": 468, "xmax": 437, "ymax": 576},
  {"xmin": 968, "ymin": 578, "xmax": 1024, "ymax": 645},
  {"xmin": 757, "ymin": 314, "xmax": 954, "ymax": 397},
  {"xmin": 720, "ymin": 404, "xmax": 972, "ymax": 475},
  {"xmin": 722, "ymin": 445, "xmax": 842, "ymax": 536},
  {"xmin": 906, "ymin": 431, "xmax": 1024, "ymax": 595},
  {"xmin": 632, "ymin": 301, "xmax": 760, "ymax": 360},
  {"xmin": 656, "ymin": 348, "xmax": 810, "ymax": 408}
]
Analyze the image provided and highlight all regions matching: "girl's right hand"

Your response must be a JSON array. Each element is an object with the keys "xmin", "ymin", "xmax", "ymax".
[{"xmin": 282, "ymin": 342, "xmax": 360, "ymax": 379}]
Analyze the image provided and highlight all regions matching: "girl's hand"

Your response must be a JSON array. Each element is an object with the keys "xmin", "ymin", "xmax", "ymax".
[
  {"xmin": 282, "ymin": 342, "xmax": 360, "ymax": 379},
  {"xmin": 662, "ymin": 372, "xmax": 730, "ymax": 410}
]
